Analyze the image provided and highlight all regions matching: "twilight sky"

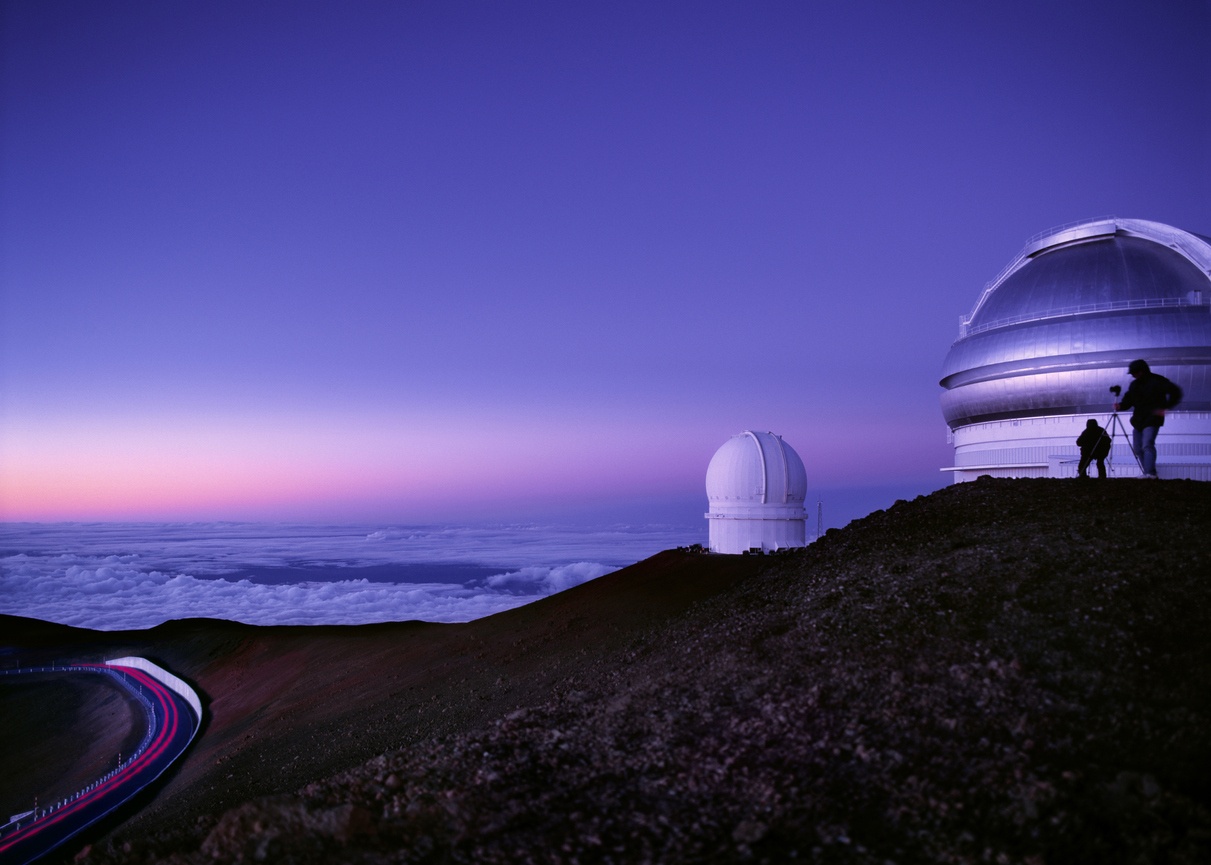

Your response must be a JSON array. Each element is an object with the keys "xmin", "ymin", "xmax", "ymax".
[{"xmin": 2, "ymin": 1, "xmax": 1209, "ymax": 528}]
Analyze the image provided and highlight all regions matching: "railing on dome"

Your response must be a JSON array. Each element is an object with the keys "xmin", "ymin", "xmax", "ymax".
[
  {"xmin": 958, "ymin": 217, "xmax": 1113, "ymax": 337},
  {"xmin": 957, "ymin": 216, "xmax": 1211, "ymax": 338},
  {"xmin": 959, "ymin": 294, "xmax": 1209, "ymax": 338},
  {"xmin": 1020, "ymin": 215, "xmax": 1119, "ymax": 249}
]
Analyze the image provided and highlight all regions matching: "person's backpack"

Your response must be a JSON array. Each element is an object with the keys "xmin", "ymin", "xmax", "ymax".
[{"xmin": 1092, "ymin": 429, "xmax": 1112, "ymax": 459}]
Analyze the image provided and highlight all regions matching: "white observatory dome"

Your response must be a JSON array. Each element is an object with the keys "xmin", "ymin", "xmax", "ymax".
[
  {"xmin": 705, "ymin": 431, "xmax": 807, "ymax": 554},
  {"xmin": 940, "ymin": 217, "xmax": 1211, "ymax": 480}
]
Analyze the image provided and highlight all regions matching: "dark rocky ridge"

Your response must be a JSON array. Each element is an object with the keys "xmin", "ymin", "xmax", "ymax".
[
  {"xmin": 4, "ymin": 545, "xmax": 766, "ymax": 855},
  {"xmin": 12, "ymin": 478, "xmax": 1211, "ymax": 863}
]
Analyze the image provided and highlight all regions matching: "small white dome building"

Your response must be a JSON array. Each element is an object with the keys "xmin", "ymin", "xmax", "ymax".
[{"xmin": 705, "ymin": 431, "xmax": 807, "ymax": 554}]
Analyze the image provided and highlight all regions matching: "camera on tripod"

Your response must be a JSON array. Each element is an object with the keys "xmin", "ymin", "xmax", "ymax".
[{"xmin": 1103, "ymin": 383, "xmax": 1144, "ymax": 472}]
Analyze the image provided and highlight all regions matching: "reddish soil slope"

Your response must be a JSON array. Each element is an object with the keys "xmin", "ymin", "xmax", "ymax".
[
  {"xmin": 2, "ymin": 549, "xmax": 765, "ymax": 838},
  {"xmin": 0, "ymin": 672, "xmax": 141, "ymax": 819},
  {"xmin": 8, "ymin": 479, "xmax": 1211, "ymax": 863}
]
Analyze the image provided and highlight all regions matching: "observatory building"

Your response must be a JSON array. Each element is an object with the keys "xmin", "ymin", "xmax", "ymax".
[
  {"xmin": 940, "ymin": 217, "xmax": 1211, "ymax": 481},
  {"xmin": 705, "ymin": 431, "xmax": 806, "ymax": 553}
]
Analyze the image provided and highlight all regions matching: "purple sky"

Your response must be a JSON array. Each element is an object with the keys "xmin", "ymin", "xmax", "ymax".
[{"xmin": 2, "ymin": 1, "xmax": 1209, "ymax": 529}]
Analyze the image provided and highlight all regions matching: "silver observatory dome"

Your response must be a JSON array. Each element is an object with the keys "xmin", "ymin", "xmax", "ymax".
[{"xmin": 940, "ymin": 218, "xmax": 1211, "ymax": 481}]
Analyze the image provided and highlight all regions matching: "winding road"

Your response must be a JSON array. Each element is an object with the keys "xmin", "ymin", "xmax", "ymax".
[{"xmin": 0, "ymin": 660, "xmax": 200, "ymax": 865}]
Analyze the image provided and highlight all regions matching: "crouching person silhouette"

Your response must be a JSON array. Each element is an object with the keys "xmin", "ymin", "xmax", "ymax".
[{"xmin": 1076, "ymin": 419, "xmax": 1111, "ymax": 478}]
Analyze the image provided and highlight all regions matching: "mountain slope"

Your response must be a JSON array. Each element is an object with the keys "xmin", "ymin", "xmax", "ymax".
[
  {"xmin": 4, "ymin": 545, "xmax": 765, "ymax": 850},
  {"xmin": 29, "ymin": 478, "xmax": 1211, "ymax": 863}
]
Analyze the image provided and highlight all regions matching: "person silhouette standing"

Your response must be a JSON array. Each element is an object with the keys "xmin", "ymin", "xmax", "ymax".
[{"xmin": 1115, "ymin": 359, "xmax": 1183, "ymax": 478}]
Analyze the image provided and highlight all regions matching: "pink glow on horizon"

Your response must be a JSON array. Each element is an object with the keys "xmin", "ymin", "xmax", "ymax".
[
  {"xmin": 0, "ymin": 404, "xmax": 948, "ymax": 522},
  {"xmin": 0, "ymin": 407, "xmax": 719, "ymax": 521}
]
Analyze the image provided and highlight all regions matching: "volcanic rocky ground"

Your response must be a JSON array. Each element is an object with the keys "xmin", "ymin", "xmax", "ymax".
[{"xmin": 4, "ymin": 477, "xmax": 1210, "ymax": 864}]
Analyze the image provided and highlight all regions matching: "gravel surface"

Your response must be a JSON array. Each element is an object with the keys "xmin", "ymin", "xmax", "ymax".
[{"xmin": 71, "ymin": 478, "xmax": 1211, "ymax": 864}]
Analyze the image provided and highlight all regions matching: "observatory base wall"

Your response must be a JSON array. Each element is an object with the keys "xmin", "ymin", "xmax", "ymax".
[
  {"xmin": 945, "ymin": 412, "xmax": 1211, "ymax": 483},
  {"xmin": 707, "ymin": 516, "xmax": 805, "ymax": 555}
]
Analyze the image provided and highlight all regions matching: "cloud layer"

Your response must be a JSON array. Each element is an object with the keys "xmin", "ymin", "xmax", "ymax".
[{"xmin": 0, "ymin": 521, "xmax": 692, "ymax": 630}]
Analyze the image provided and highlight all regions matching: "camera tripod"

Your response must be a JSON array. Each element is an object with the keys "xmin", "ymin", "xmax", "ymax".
[{"xmin": 1104, "ymin": 386, "xmax": 1145, "ymax": 475}]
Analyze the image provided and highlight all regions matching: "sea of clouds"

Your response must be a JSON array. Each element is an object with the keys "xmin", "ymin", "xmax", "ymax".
[{"xmin": 0, "ymin": 522, "xmax": 697, "ymax": 630}]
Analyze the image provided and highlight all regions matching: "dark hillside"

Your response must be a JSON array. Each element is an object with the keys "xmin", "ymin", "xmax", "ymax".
[
  {"xmin": 0, "ymin": 672, "xmax": 142, "ymax": 819},
  {"xmin": 4, "ymin": 547, "xmax": 766, "ymax": 851},
  {"xmin": 34, "ymin": 479, "xmax": 1211, "ymax": 862}
]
